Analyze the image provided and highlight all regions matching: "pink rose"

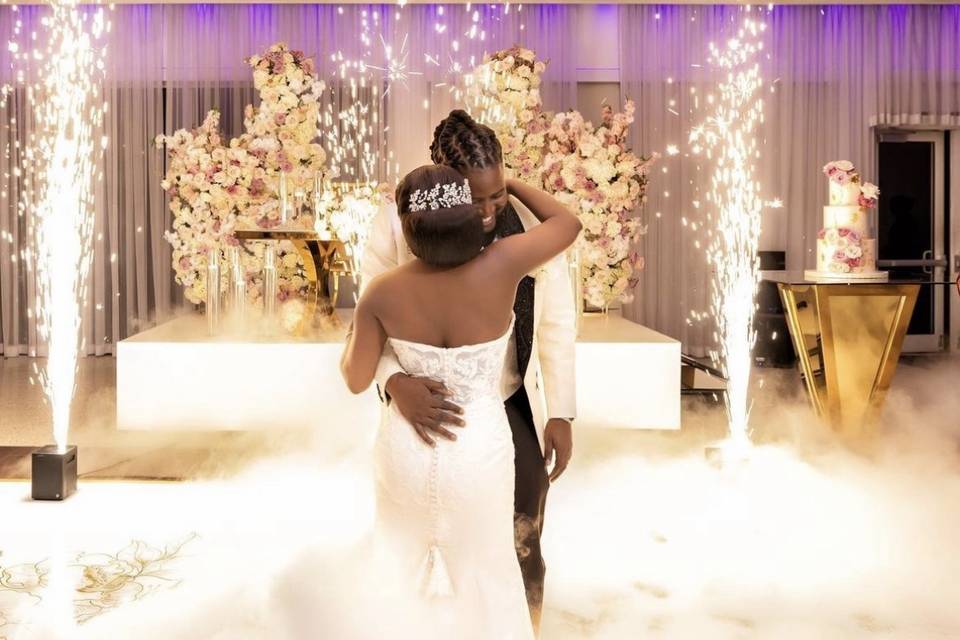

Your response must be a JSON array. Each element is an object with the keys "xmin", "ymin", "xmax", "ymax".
[
  {"xmin": 249, "ymin": 178, "xmax": 266, "ymax": 198},
  {"xmin": 837, "ymin": 227, "xmax": 860, "ymax": 243}
]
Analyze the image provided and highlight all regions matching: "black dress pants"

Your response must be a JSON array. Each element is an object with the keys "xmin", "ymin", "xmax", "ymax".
[{"xmin": 504, "ymin": 387, "xmax": 550, "ymax": 633}]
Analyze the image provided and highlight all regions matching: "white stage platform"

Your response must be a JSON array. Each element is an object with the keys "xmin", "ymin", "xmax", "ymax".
[
  {"xmin": 117, "ymin": 312, "xmax": 679, "ymax": 432},
  {"xmin": 576, "ymin": 314, "xmax": 680, "ymax": 430}
]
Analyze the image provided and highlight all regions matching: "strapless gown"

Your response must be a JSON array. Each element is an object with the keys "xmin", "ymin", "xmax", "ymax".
[{"xmin": 372, "ymin": 316, "xmax": 533, "ymax": 640}]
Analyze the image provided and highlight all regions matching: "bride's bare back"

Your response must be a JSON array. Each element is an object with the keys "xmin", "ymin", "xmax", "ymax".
[{"xmin": 367, "ymin": 249, "xmax": 518, "ymax": 349}]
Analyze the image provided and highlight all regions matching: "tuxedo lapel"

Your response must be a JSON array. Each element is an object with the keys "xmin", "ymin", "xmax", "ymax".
[{"xmin": 496, "ymin": 204, "xmax": 535, "ymax": 378}]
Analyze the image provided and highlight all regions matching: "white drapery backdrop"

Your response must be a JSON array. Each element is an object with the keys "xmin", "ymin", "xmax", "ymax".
[
  {"xmin": 618, "ymin": 4, "xmax": 960, "ymax": 352},
  {"xmin": 3, "ymin": 4, "xmax": 959, "ymax": 356},
  {"xmin": 0, "ymin": 3, "xmax": 578, "ymax": 355}
]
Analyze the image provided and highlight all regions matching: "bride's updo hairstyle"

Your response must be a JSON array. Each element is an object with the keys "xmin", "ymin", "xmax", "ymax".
[{"xmin": 396, "ymin": 165, "xmax": 484, "ymax": 268}]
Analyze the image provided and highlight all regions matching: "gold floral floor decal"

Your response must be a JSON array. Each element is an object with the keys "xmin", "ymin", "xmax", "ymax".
[{"xmin": 0, "ymin": 534, "xmax": 196, "ymax": 638}]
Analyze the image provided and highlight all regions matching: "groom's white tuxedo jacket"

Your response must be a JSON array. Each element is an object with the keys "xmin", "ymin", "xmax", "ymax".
[{"xmin": 360, "ymin": 195, "xmax": 577, "ymax": 453}]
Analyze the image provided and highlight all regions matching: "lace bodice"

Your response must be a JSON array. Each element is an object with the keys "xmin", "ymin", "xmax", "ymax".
[{"xmin": 388, "ymin": 316, "xmax": 515, "ymax": 406}]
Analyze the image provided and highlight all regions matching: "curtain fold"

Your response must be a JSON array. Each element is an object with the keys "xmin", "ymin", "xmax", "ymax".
[{"xmin": 618, "ymin": 4, "xmax": 960, "ymax": 352}]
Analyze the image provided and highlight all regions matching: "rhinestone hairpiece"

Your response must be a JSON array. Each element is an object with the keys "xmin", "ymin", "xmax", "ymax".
[{"xmin": 408, "ymin": 179, "xmax": 473, "ymax": 212}]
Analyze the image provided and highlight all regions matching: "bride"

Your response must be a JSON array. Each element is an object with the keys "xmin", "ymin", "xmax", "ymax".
[{"xmin": 341, "ymin": 164, "xmax": 580, "ymax": 638}]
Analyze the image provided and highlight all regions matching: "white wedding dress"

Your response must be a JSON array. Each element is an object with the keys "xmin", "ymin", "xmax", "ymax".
[{"xmin": 372, "ymin": 315, "xmax": 534, "ymax": 640}]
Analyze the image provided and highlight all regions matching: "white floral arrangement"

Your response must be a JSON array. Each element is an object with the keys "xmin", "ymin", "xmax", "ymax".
[
  {"xmin": 156, "ymin": 43, "xmax": 329, "ymax": 306},
  {"xmin": 466, "ymin": 47, "xmax": 549, "ymax": 187},
  {"xmin": 468, "ymin": 48, "xmax": 657, "ymax": 309}
]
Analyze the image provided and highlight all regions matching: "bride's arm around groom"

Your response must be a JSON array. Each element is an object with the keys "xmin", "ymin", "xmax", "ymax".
[{"xmin": 504, "ymin": 179, "xmax": 577, "ymax": 481}]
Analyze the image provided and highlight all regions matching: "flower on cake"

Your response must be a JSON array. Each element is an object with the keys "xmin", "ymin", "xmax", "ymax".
[
  {"xmin": 844, "ymin": 245, "xmax": 863, "ymax": 259},
  {"xmin": 823, "ymin": 160, "xmax": 859, "ymax": 185},
  {"xmin": 837, "ymin": 227, "xmax": 861, "ymax": 242},
  {"xmin": 858, "ymin": 181, "xmax": 880, "ymax": 208},
  {"xmin": 829, "ymin": 258, "xmax": 852, "ymax": 274},
  {"xmin": 820, "ymin": 226, "xmax": 864, "ymax": 273}
]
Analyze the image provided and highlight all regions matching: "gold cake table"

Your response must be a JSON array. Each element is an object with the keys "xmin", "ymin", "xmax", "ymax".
[{"xmin": 764, "ymin": 271, "xmax": 929, "ymax": 434}]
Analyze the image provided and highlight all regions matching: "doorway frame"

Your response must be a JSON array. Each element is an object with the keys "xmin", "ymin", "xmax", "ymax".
[{"xmin": 875, "ymin": 129, "xmax": 948, "ymax": 352}]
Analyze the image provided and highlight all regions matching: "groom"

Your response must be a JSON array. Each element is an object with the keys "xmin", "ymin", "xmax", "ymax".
[{"xmin": 361, "ymin": 109, "xmax": 576, "ymax": 630}]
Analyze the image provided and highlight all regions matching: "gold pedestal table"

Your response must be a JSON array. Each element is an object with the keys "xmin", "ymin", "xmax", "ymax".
[
  {"xmin": 234, "ymin": 228, "xmax": 351, "ymax": 327},
  {"xmin": 765, "ymin": 271, "xmax": 932, "ymax": 434}
]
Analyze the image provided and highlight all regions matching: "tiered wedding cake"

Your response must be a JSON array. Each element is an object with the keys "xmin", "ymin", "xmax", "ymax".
[{"xmin": 804, "ymin": 160, "xmax": 887, "ymax": 281}]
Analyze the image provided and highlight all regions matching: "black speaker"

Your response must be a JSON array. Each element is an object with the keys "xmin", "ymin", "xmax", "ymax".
[
  {"xmin": 755, "ymin": 251, "xmax": 795, "ymax": 367},
  {"xmin": 754, "ymin": 312, "xmax": 795, "ymax": 367},
  {"xmin": 758, "ymin": 250, "xmax": 786, "ymax": 312},
  {"xmin": 31, "ymin": 445, "xmax": 77, "ymax": 501}
]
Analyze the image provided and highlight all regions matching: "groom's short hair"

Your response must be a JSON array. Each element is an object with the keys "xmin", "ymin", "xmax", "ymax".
[
  {"xmin": 430, "ymin": 110, "xmax": 503, "ymax": 172},
  {"xmin": 396, "ymin": 165, "xmax": 485, "ymax": 268}
]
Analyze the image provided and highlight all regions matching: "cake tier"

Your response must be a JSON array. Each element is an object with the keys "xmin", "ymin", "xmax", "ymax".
[
  {"xmin": 803, "ymin": 268, "xmax": 888, "ymax": 282},
  {"xmin": 829, "ymin": 180, "xmax": 861, "ymax": 206},
  {"xmin": 823, "ymin": 205, "xmax": 871, "ymax": 236},
  {"xmin": 816, "ymin": 237, "xmax": 877, "ymax": 274}
]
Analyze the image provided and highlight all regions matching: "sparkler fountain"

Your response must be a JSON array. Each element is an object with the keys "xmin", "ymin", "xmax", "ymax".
[
  {"xmin": 17, "ymin": 0, "xmax": 108, "ymax": 500},
  {"xmin": 690, "ymin": 17, "xmax": 767, "ymax": 462}
]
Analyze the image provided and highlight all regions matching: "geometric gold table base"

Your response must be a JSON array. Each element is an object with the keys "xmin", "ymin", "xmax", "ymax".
[
  {"xmin": 233, "ymin": 228, "xmax": 351, "ymax": 335},
  {"xmin": 289, "ymin": 237, "xmax": 349, "ymax": 317},
  {"xmin": 778, "ymin": 282, "xmax": 919, "ymax": 434}
]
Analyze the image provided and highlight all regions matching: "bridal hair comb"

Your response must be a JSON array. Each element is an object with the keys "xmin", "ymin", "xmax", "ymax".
[{"xmin": 408, "ymin": 179, "xmax": 473, "ymax": 212}]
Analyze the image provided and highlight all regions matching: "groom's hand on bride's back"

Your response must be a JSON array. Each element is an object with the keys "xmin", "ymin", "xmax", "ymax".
[{"xmin": 385, "ymin": 373, "xmax": 465, "ymax": 447}]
